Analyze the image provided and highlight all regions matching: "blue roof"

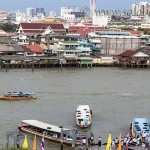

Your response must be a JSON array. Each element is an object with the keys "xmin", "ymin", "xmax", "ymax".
[
  {"xmin": 133, "ymin": 118, "xmax": 150, "ymax": 136},
  {"xmin": 95, "ymin": 31, "xmax": 130, "ymax": 35},
  {"xmin": 4, "ymin": 92, "xmax": 34, "ymax": 95},
  {"xmin": 80, "ymin": 43, "xmax": 93, "ymax": 47}
]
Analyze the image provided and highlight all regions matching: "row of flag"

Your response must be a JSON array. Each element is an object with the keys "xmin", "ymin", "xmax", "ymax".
[
  {"xmin": 106, "ymin": 132, "xmax": 123, "ymax": 150},
  {"xmin": 22, "ymin": 135, "xmax": 44, "ymax": 150},
  {"xmin": 22, "ymin": 132, "xmax": 123, "ymax": 150}
]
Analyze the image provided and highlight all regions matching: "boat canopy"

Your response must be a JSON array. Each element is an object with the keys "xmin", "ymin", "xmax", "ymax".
[
  {"xmin": 133, "ymin": 118, "xmax": 150, "ymax": 136},
  {"xmin": 21, "ymin": 120, "xmax": 69, "ymax": 133},
  {"xmin": 76, "ymin": 105, "xmax": 91, "ymax": 119},
  {"xmin": 4, "ymin": 92, "xmax": 34, "ymax": 96}
]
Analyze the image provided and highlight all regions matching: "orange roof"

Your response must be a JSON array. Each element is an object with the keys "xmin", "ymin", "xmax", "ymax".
[{"xmin": 26, "ymin": 45, "xmax": 44, "ymax": 53}]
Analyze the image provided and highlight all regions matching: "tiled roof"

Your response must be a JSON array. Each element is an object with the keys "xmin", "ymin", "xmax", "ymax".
[
  {"xmin": 76, "ymin": 27, "xmax": 92, "ymax": 36},
  {"xmin": 20, "ymin": 45, "xmax": 32, "ymax": 52},
  {"xmin": 17, "ymin": 23, "xmax": 65, "ymax": 34},
  {"xmin": 121, "ymin": 30, "xmax": 143, "ymax": 35},
  {"xmin": 25, "ymin": 45, "xmax": 44, "ymax": 53},
  {"xmin": 0, "ymin": 29, "xmax": 8, "ymax": 36},
  {"xmin": 119, "ymin": 50, "xmax": 137, "ymax": 57},
  {"xmin": 12, "ymin": 45, "xmax": 24, "ymax": 52},
  {"xmin": 137, "ymin": 47, "xmax": 150, "ymax": 56}
]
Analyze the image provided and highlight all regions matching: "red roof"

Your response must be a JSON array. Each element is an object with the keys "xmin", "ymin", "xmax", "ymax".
[
  {"xmin": 17, "ymin": 23, "xmax": 65, "ymax": 34},
  {"xmin": 69, "ymin": 25, "xmax": 105, "ymax": 33},
  {"xmin": 122, "ymin": 30, "xmax": 143, "ymax": 35},
  {"xmin": 25, "ymin": 45, "xmax": 44, "ymax": 53},
  {"xmin": 76, "ymin": 27, "xmax": 92, "ymax": 36},
  {"xmin": 119, "ymin": 50, "xmax": 137, "ymax": 57}
]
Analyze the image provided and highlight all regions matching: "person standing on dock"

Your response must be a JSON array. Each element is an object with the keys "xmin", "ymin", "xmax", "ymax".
[
  {"xmin": 98, "ymin": 137, "xmax": 101, "ymax": 146},
  {"xmin": 90, "ymin": 132, "xmax": 94, "ymax": 143}
]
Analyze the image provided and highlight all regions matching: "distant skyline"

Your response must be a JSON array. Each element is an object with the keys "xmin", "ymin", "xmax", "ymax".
[{"xmin": 0, "ymin": 0, "xmax": 149, "ymax": 15}]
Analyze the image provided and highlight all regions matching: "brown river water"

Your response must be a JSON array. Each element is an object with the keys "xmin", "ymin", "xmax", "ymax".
[{"xmin": 0, "ymin": 67, "xmax": 150, "ymax": 149}]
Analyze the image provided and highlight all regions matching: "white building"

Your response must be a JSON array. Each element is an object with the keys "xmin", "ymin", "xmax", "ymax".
[
  {"xmin": 90, "ymin": 0, "xmax": 96, "ymax": 17},
  {"xmin": 132, "ymin": 2, "xmax": 150, "ymax": 16},
  {"xmin": 26, "ymin": 7, "xmax": 35, "ymax": 17},
  {"xmin": 61, "ymin": 6, "xmax": 78, "ymax": 17},
  {"xmin": 93, "ymin": 13, "xmax": 111, "ymax": 27},
  {"xmin": 49, "ymin": 11, "xmax": 57, "ymax": 18},
  {"xmin": 63, "ymin": 14, "xmax": 75, "ymax": 22}
]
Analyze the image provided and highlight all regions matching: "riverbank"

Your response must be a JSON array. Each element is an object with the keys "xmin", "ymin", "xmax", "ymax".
[{"xmin": 1, "ymin": 63, "xmax": 150, "ymax": 70}]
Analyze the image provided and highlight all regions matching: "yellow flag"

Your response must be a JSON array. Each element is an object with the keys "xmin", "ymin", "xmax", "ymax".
[
  {"xmin": 33, "ymin": 135, "xmax": 36, "ymax": 150},
  {"xmin": 118, "ymin": 133, "xmax": 122, "ymax": 150},
  {"xmin": 22, "ymin": 136, "xmax": 28, "ymax": 149},
  {"xmin": 106, "ymin": 133, "xmax": 112, "ymax": 150}
]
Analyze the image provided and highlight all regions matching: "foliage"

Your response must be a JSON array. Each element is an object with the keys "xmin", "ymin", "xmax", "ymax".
[
  {"xmin": 0, "ymin": 23, "xmax": 17, "ymax": 32},
  {"xmin": 137, "ymin": 27, "xmax": 145, "ymax": 31}
]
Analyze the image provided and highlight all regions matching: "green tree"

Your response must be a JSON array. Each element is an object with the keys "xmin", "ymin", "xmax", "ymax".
[{"xmin": 0, "ymin": 23, "xmax": 17, "ymax": 32}]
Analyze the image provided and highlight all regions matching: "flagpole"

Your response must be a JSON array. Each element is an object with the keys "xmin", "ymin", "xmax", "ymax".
[{"xmin": 60, "ymin": 128, "xmax": 63, "ymax": 150}]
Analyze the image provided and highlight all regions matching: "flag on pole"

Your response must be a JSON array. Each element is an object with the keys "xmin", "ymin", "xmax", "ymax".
[
  {"xmin": 33, "ymin": 135, "xmax": 37, "ymax": 150},
  {"xmin": 106, "ymin": 132, "xmax": 112, "ymax": 150},
  {"xmin": 118, "ymin": 133, "xmax": 122, "ymax": 150},
  {"xmin": 22, "ymin": 135, "xmax": 28, "ymax": 149},
  {"xmin": 41, "ymin": 136, "xmax": 44, "ymax": 150}
]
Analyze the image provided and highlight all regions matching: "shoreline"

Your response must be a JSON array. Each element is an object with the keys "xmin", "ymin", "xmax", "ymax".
[{"xmin": 0, "ymin": 63, "xmax": 150, "ymax": 70}]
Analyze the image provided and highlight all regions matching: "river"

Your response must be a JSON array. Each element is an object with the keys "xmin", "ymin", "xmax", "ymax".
[{"xmin": 0, "ymin": 67, "xmax": 150, "ymax": 149}]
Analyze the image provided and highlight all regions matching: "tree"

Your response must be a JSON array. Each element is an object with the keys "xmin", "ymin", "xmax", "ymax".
[{"xmin": 0, "ymin": 23, "xmax": 17, "ymax": 32}]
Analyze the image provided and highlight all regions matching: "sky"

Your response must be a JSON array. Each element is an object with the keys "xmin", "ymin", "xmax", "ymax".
[{"xmin": 0, "ymin": 0, "xmax": 148, "ymax": 15}]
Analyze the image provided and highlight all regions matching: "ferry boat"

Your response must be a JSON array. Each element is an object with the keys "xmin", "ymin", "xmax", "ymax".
[
  {"xmin": 0, "ymin": 92, "xmax": 37, "ymax": 100},
  {"xmin": 130, "ymin": 118, "xmax": 150, "ymax": 138},
  {"xmin": 18, "ymin": 120, "xmax": 73, "ymax": 145},
  {"xmin": 76, "ymin": 105, "xmax": 92, "ymax": 128}
]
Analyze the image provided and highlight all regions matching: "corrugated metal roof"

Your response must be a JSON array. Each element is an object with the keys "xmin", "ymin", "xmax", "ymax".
[
  {"xmin": 95, "ymin": 31, "xmax": 130, "ymax": 35},
  {"xmin": 21, "ymin": 120, "xmax": 68, "ymax": 133},
  {"xmin": 0, "ymin": 45, "xmax": 16, "ymax": 51}
]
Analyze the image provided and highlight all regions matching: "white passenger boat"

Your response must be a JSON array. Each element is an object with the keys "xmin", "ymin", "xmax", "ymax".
[
  {"xmin": 18, "ymin": 120, "xmax": 73, "ymax": 145},
  {"xmin": 76, "ymin": 105, "xmax": 92, "ymax": 128}
]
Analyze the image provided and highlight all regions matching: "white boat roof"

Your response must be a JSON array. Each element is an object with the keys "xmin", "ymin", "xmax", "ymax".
[
  {"xmin": 76, "ymin": 105, "xmax": 91, "ymax": 119},
  {"xmin": 21, "ymin": 120, "xmax": 69, "ymax": 133},
  {"xmin": 77, "ymin": 105, "xmax": 90, "ymax": 111}
]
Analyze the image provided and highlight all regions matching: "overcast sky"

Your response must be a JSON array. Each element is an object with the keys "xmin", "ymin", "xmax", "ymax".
[{"xmin": 0, "ymin": 0, "xmax": 148, "ymax": 15}]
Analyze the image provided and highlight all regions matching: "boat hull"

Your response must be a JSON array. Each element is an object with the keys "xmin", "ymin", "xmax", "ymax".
[
  {"xmin": 76, "ymin": 123, "xmax": 91, "ymax": 128},
  {"xmin": 18, "ymin": 127, "xmax": 72, "ymax": 146},
  {"xmin": 0, "ymin": 95, "xmax": 36, "ymax": 100}
]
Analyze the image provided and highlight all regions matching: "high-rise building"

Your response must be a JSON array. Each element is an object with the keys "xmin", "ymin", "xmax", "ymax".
[
  {"xmin": 132, "ymin": 2, "xmax": 150, "ymax": 16},
  {"xmin": 60, "ymin": 6, "xmax": 80, "ymax": 22},
  {"xmin": 61, "ymin": 6, "xmax": 78, "ymax": 17},
  {"xmin": 36, "ymin": 7, "xmax": 45, "ymax": 16},
  {"xmin": 26, "ymin": 7, "xmax": 35, "ymax": 17},
  {"xmin": 90, "ymin": 0, "xmax": 96, "ymax": 17}
]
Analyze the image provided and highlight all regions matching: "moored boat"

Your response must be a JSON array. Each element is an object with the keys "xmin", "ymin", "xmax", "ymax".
[
  {"xmin": 130, "ymin": 118, "xmax": 150, "ymax": 138},
  {"xmin": 0, "ymin": 92, "xmax": 37, "ymax": 100},
  {"xmin": 18, "ymin": 120, "xmax": 73, "ymax": 145},
  {"xmin": 76, "ymin": 105, "xmax": 92, "ymax": 128}
]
